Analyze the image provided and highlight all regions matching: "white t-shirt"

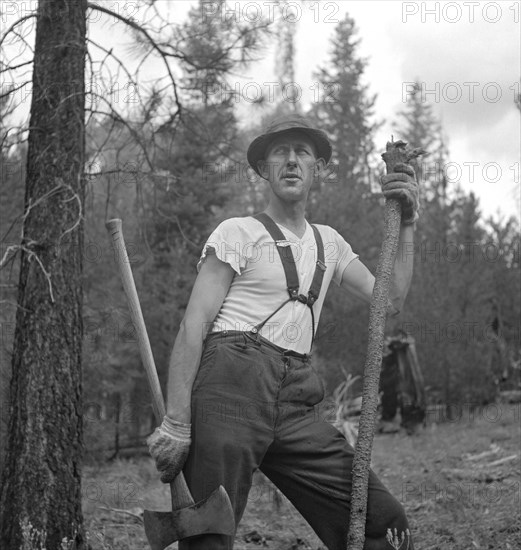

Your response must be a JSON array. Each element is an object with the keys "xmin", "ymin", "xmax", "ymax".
[{"xmin": 197, "ymin": 216, "xmax": 359, "ymax": 353}]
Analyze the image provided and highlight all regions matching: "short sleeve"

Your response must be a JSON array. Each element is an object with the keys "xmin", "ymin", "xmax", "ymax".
[
  {"xmin": 197, "ymin": 218, "xmax": 248, "ymax": 275},
  {"xmin": 331, "ymin": 229, "xmax": 359, "ymax": 286}
]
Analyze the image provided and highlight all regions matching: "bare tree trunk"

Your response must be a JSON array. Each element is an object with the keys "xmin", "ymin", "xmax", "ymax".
[{"xmin": 0, "ymin": 1, "xmax": 87, "ymax": 548}]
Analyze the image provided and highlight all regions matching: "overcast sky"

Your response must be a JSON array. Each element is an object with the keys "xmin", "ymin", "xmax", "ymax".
[
  {"xmin": 3, "ymin": 0, "xmax": 520, "ymax": 221},
  {"xmin": 164, "ymin": 0, "xmax": 520, "ymax": 222},
  {"xmin": 245, "ymin": 0, "xmax": 520, "ymax": 222}
]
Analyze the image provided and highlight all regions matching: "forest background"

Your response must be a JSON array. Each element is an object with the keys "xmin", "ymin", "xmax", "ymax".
[{"xmin": 1, "ymin": 0, "xmax": 520, "ymax": 465}]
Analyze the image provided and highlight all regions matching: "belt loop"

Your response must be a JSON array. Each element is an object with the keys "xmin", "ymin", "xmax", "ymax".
[{"xmin": 241, "ymin": 331, "xmax": 249, "ymax": 347}]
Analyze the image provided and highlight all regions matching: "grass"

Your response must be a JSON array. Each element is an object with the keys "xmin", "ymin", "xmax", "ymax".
[{"xmin": 82, "ymin": 406, "xmax": 520, "ymax": 549}]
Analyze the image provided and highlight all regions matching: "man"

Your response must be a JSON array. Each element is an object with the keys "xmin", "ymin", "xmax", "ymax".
[
  {"xmin": 380, "ymin": 330, "xmax": 426, "ymax": 435},
  {"xmin": 148, "ymin": 114, "xmax": 418, "ymax": 549}
]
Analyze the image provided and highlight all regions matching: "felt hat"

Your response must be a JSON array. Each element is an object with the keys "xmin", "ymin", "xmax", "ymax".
[{"xmin": 247, "ymin": 113, "xmax": 332, "ymax": 176}]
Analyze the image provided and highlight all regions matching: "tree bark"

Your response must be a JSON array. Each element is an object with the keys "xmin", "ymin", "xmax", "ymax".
[
  {"xmin": 0, "ymin": 1, "xmax": 87, "ymax": 548},
  {"xmin": 109, "ymin": 392, "xmax": 122, "ymax": 461}
]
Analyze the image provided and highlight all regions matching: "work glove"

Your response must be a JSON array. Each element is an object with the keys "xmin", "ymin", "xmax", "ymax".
[
  {"xmin": 147, "ymin": 416, "xmax": 191, "ymax": 483},
  {"xmin": 380, "ymin": 163, "xmax": 419, "ymax": 225}
]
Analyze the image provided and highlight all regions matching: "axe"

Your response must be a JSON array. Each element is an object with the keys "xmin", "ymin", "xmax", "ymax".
[{"xmin": 106, "ymin": 218, "xmax": 235, "ymax": 549}]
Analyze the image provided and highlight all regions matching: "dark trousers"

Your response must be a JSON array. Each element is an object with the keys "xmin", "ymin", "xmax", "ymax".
[{"xmin": 180, "ymin": 331, "xmax": 413, "ymax": 550}]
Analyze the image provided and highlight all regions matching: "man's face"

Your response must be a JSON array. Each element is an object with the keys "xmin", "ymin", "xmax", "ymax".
[{"xmin": 259, "ymin": 130, "xmax": 325, "ymax": 203}]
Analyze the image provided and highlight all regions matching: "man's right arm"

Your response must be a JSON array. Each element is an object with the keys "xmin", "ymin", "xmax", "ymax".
[{"xmin": 166, "ymin": 251, "xmax": 235, "ymax": 423}]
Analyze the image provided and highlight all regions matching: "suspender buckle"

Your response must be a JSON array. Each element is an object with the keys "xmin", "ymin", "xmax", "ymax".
[{"xmin": 317, "ymin": 259, "xmax": 326, "ymax": 271}]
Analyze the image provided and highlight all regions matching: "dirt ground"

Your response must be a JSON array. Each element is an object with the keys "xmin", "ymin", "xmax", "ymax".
[{"xmin": 83, "ymin": 405, "xmax": 520, "ymax": 550}]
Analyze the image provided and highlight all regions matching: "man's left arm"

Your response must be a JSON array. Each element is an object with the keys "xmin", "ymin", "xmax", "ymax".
[
  {"xmin": 339, "ymin": 166, "xmax": 418, "ymax": 315},
  {"xmin": 387, "ymin": 222, "xmax": 414, "ymax": 316},
  {"xmin": 382, "ymin": 163, "xmax": 418, "ymax": 316},
  {"xmin": 338, "ymin": 222, "xmax": 414, "ymax": 315}
]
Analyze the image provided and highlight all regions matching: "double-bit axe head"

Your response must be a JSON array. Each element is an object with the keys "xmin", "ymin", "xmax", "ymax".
[{"xmin": 144, "ymin": 485, "xmax": 235, "ymax": 549}]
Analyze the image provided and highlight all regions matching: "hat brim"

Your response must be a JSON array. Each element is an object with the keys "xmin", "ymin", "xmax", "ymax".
[{"xmin": 247, "ymin": 127, "xmax": 332, "ymax": 177}]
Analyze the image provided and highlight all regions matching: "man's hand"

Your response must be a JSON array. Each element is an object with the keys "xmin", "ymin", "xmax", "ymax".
[
  {"xmin": 380, "ymin": 163, "xmax": 419, "ymax": 225},
  {"xmin": 147, "ymin": 416, "xmax": 191, "ymax": 483}
]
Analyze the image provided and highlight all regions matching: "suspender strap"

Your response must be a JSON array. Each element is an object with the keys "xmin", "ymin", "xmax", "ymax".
[
  {"xmin": 252, "ymin": 213, "xmax": 326, "ymax": 349},
  {"xmin": 308, "ymin": 225, "xmax": 326, "ymax": 306},
  {"xmin": 250, "ymin": 299, "xmax": 291, "ymax": 335},
  {"xmin": 254, "ymin": 212, "xmax": 300, "ymax": 300}
]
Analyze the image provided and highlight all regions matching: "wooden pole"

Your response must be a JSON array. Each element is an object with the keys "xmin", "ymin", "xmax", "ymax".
[{"xmin": 346, "ymin": 140, "xmax": 424, "ymax": 549}]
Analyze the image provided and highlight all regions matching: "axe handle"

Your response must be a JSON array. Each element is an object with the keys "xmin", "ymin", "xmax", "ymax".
[{"xmin": 106, "ymin": 218, "xmax": 195, "ymax": 509}]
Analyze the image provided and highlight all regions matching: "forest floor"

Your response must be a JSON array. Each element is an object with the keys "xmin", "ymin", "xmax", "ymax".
[{"xmin": 83, "ymin": 405, "xmax": 520, "ymax": 550}]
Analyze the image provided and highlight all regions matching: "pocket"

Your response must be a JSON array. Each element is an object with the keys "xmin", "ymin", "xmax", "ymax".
[
  {"xmin": 191, "ymin": 343, "xmax": 220, "ymax": 393},
  {"xmin": 191, "ymin": 341, "xmax": 250, "ymax": 394}
]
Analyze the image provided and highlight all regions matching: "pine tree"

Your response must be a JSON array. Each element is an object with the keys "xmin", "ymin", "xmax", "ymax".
[
  {"xmin": 304, "ymin": 13, "xmax": 381, "ymax": 386},
  {"xmin": 393, "ymin": 81, "xmax": 519, "ymax": 406},
  {"xmin": 311, "ymin": 13, "xmax": 378, "ymax": 197},
  {"xmin": 0, "ymin": 94, "xmax": 26, "ymax": 474},
  {"xmin": 80, "ymin": 0, "xmax": 272, "ymax": 446},
  {"xmin": 0, "ymin": 0, "xmax": 88, "ymax": 547},
  {"xmin": 274, "ymin": 1, "xmax": 299, "ymax": 108},
  {"xmin": 392, "ymin": 82, "xmax": 459, "ymax": 407}
]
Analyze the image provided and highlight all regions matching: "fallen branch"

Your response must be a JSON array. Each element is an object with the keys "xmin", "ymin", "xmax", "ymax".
[
  {"xmin": 487, "ymin": 455, "xmax": 518, "ymax": 468},
  {"xmin": 98, "ymin": 506, "xmax": 144, "ymax": 523},
  {"xmin": 441, "ymin": 468, "xmax": 507, "ymax": 482},
  {"xmin": 465, "ymin": 444, "xmax": 501, "ymax": 461}
]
